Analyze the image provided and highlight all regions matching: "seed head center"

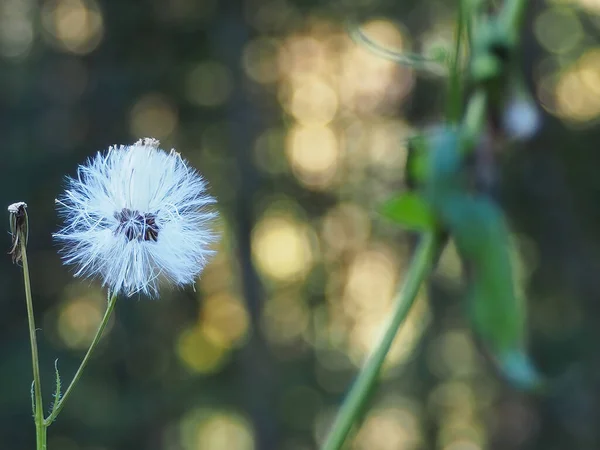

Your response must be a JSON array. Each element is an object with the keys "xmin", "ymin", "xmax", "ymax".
[{"xmin": 114, "ymin": 208, "xmax": 159, "ymax": 242}]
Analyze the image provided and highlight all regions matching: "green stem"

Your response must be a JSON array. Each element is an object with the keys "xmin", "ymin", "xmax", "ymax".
[
  {"xmin": 500, "ymin": 0, "xmax": 528, "ymax": 36},
  {"xmin": 447, "ymin": 0, "xmax": 466, "ymax": 123},
  {"xmin": 321, "ymin": 233, "xmax": 439, "ymax": 450},
  {"xmin": 45, "ymin": 292, "xmax": 118, "ymax": 426},
  {"xmin": 321, "ymin": 0, "xmax": 530, "ymax": 448},
  {"xmin": 461, "ymin": 89, "xmax": 488, "ymax": 153},
  {"xmin": 19, "ymin": 231, "xmax": 46, "ymax": 450}
]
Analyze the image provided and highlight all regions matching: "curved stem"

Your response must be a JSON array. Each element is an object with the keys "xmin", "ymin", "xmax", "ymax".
[
  {"xmin": 346, "ymin": 18, "xmax": 448, "ymax": 75},
  {"xmin": 45, "ymin": 292, "xmax": 118, "ymax": 426},
  {"xmin": 321, "ymin": 233, "xmax": 439, "ymax": 450},
  {"xmin": 19, "ymin": 230, "xmax": 46, "ymax": 450},
  {"xmin": 461, "ymin": 89, "xmax": 488, "ymax": 153},
  {"xmin": 447, "ymin": 0, "xmax": 466, "ymax": 123}
]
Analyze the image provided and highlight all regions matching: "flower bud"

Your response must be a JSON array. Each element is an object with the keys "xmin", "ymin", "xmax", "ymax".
[{"xmin": 8, "ymin": 202, "xmax": 28, "ymax": 264}]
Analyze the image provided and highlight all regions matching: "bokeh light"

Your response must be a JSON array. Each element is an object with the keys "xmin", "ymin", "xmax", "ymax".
[
  {"xmin": 534, "ymin": 8, "xmax": 583, "ymax": 55},
  {"xmin": 553, "ymin": 48, "xmax": 600, "ymax": 122},
  {"xmin": 353, "ymin": 407, "xmax": 422, "ymax": 450},
  {"xmin": 339, "ymin": 19, "xmax": 414, "ymax": 114},
  {"xmin": 179, "ymin": 409, "xmax": 255, "ymax": 450},
  {"xmin": 427, "ymin": 330, "xmax": 480, "ymax": 379},
  {"xmin": 41, "ymin": 0, "xmax": 104, "ymax": 54},
  {"xmin": 254, "ymin": 127, "xmax": 289, "ymax": 174},
  {"xmin": 338, "ymin": 246, "xmax": 430, "ymax": 369},
  {"xmin": 186, "ymin": 61, "xmax": 233, "ymax": 107},
  {"xmin": 286, "ymin": 124, "xmax": 339, "ymax": 189},
  {"xmin": 0, "ymin": 0, "xmax": 34, "ymax": 59},
  {"xmin": 436, "ymin": 240, "xmax": 463, "ymax": 283},
  {"xmin": 243, "ymin": 37, "xmax": 282, "ymax": 84},
  {"xmin": 200, "ymin": 292, "xmax": 249, "ymax": 348},
  {"xmin": 54, "ymin": 286, "xmax": 110, "ymax": 350},
  {"xmin": 287, "ymin": 77, "xmax": 338, "ymax": 125},
  {"xmin": 428, "ymin": 381, "xmax": 481, "ymax": 424},
  {"xmin": 252, "ymin": 213, "xmax": 315, "ymax": 283},
  {"xmin": 177, "ymin": 325, "xmax": 229, "ymax": 374},
  {"xmin": 261, "ymin": 290, "xmax": 310, "ymax": 348},
  {"xmin": 320, "ymin": 203, "xmax": 371, "ymax": 258},
  {"xmin": 130, "ymin": 93, "xmax": 179, "ymax": 139},
  {"xmin": 569, "ymin": 0, "xmax": 600, "ymax": 14}
]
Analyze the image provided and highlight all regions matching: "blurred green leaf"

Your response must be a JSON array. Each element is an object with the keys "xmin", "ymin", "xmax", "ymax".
[
  {"xmin": 406, "ymin": 134, "xmax": 429, "ymax": 189},
  {"xmin": 379, "ymin": 192, "xmax": 436, "ymax": 231}
]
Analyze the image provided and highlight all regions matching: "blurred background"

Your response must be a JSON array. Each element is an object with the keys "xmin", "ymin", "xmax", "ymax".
[{"xmin": 2, "ymin": 0, "xmax": 600, "ymax": 449}]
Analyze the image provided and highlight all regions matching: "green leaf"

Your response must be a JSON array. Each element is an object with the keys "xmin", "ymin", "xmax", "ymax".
[
  {"xmin": 379, "ymin": 193, "xmax": 436, "ymax": 231},
  {"xmin": 406, "ymin": 134, "xmax": 429, "ymax": 189},
  {"xmin": 49, "ymin": 359, "xmax": 62, "ymax": 422}
]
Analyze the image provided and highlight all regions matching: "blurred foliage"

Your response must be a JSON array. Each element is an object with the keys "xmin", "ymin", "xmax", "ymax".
[{"xmin": 2, "ymin": 0, "xmax": 600, "ymax": 449}]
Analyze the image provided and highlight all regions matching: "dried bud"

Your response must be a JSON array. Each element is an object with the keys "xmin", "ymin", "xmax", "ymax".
[{"xmin": 8, "ymin": 202, "xmax": 28, "ymax": 264}]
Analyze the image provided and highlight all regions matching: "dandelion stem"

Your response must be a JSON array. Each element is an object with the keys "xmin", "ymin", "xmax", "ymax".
[
  {"xmin": 45, "ymin": 291, "xmax": 118, "ymax": 426},
  {"xmin": 320, "ymin": 233, "xmax": 438, "ymax": 450},
  {"xmin": 19, "ymin": 229, "xmax": 46, "ymax": 450}
]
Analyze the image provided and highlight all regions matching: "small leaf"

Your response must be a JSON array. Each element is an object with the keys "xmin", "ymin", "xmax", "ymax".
[
  {"xmin": 379, "ymin": 193, "xmax": 436, "ymax": 231},
  {"xmin": 406, "ymin": 134, "xmax": 430, "ymax": 189},
  {"xmin": 49, "ymin": 359, "xmax": 62, "ymax": 421}
]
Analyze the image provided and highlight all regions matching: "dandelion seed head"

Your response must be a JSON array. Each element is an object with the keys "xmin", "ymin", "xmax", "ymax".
[{"xmin": 53, "ymin": 138, "xmax": 219, "ymax": 297}]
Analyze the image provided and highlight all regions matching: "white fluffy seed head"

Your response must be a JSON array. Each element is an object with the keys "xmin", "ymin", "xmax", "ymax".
[{"xmin": 53, "ymin": 138, "xmax": 219, "ymax": 297}]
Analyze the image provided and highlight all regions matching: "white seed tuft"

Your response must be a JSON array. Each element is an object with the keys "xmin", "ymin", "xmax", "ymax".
[{"xmin": 53, "ymin": 138, "xmax": 219, "ymax": 297}]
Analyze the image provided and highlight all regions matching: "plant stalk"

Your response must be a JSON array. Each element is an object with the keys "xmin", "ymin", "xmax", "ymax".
[
  {"xmin": 321, "ymin": 233, "xmax": 438, "ymax": 450},
  {"xmin": 320, "ymin": 0, "xmax": 530, "ymax": 448},
  {"xmin": 19, "ymin": 230, "xmax": 46, "ymax": 450},
  {"xmin": 45, "ymin": 292, "xmax": 118, "ymax": 425},
  {"xmin": 447, "ymin": 0, "xmax": 466, "ymax": 123}
]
